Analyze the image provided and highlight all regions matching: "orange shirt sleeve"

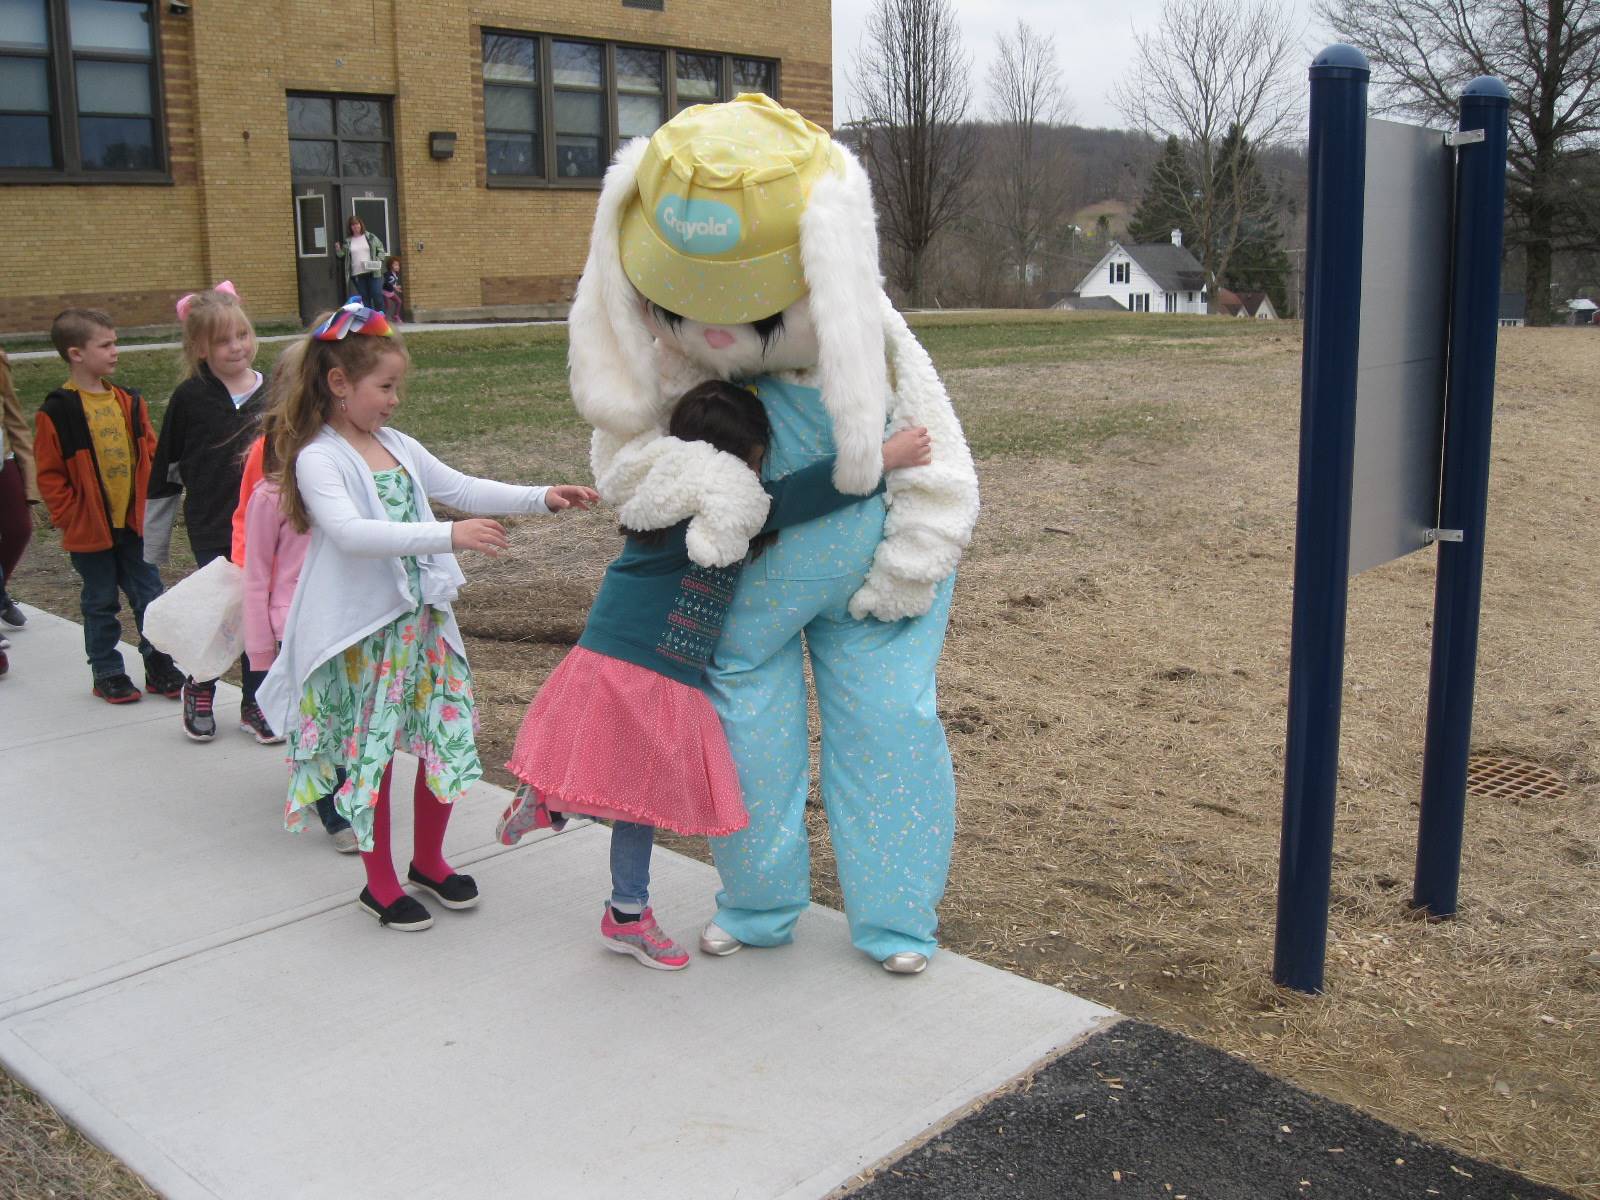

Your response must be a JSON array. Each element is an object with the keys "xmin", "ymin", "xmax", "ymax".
[{"xmin": 231, "ymin": 435, "xmax": 266, "ymax": 566}]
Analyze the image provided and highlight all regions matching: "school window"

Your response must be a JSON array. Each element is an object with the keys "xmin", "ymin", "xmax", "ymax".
[
  {"xmin": 481, "ymin": 30, "xmax": 778, "ymax": 185},
  {"xmin": 0, "ymin": 0, "xmax": 167, "ymax": 181},
  {"xmin": 1109, "ymin": 261, "xmax": 1130, "ymax": 285}
]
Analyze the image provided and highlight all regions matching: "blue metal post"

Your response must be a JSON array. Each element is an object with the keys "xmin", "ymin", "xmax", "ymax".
[
  {"xmin": 1412, "ymin": 79, "xmax": 1512, "ymax": 917},
  {"xmin": 1272, "ymin": 45, "xmax": 1370, "ymax": 995}
]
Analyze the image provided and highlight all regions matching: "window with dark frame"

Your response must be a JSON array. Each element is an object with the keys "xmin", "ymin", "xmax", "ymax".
[
  {"xmin": 1, "ymin": 0, "xmax": 165, "ymax": 178},
  {"xmin": 481, "ymin": 30, "xmax": 776, "ymax": 185},
  {"xmin": 483, "ymin": 32, "xmax": 541, "ymax": 178}
]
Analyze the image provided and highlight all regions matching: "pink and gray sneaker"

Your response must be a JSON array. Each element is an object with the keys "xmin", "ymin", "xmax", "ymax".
[
  {"xmin": 495, "ymin": 784, "xmax": 567, "ymax": 846},
  {"xmin": 600, "ymin": 905, "xmax": 690, "ymax": 971}
]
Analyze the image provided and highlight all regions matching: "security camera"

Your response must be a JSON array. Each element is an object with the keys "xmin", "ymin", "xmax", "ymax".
[{"xmin": 168, "ymin": 1, "xmax": 190, "ymax": 13}]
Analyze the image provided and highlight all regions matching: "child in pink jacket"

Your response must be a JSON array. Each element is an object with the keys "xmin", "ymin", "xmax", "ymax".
[{"xmin": 238, "ymin": 434, "xmax": 357, "ymax": 853}]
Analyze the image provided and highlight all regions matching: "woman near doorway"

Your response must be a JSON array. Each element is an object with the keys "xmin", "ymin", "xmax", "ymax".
[{"xmin": 337, "ymin": 216, "xmax": 386, "ymax": 310}]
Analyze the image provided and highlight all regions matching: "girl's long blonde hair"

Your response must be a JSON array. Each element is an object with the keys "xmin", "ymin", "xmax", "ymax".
[
  {"xmin": 179, "ymin": 287, "xmax": 257, "ymax": 380},
  {"xmin": 265, "ymin": 317, "xmax": 409, "ymax": 533}
]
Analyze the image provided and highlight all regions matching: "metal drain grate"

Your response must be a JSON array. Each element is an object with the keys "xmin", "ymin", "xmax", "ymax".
[{"xmin": 1466, "ymin": 755, "xmax": 1569, "ymax": 803}]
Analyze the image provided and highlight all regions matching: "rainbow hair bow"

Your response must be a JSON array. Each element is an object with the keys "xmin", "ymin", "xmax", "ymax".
[
  {"xmin": 175, "ymin": 279, "xmax": 238, "ymax": 321},
  {"xmin": 312, "ymin": 298, "xmax": 393, "ymax": 341}
]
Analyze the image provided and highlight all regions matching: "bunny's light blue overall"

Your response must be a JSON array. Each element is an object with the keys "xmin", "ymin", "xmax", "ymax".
[{"xmin": 707, "ymin": 375, "xmax": 957, "ymax": 961}]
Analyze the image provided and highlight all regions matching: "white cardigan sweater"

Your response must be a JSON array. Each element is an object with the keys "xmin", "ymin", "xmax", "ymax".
[{"xmin": 256, "ymin": 425, "xmax": 550, "ymax": 738}]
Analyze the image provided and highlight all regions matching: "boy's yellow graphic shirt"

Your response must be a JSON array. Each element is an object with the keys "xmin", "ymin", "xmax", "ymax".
[{"xmin": 70, "ymin": 383, "xmax": 133, "ymax": 528}]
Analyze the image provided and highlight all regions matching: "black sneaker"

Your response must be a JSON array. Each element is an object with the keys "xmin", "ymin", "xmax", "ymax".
[
  {"xmin": 358, "ymin": 887, "xmax": 433, "ymax": 931},
  {"xmin": 143, "ymin": 652, "xmax": 185, "ymax": 699},
  {"xmin": 92, "ymin": 673, "xmax": 143, "ymax": 704},
  {"xmin": 238, "ymin": 698, "xmax": 284, "ymax": 744},
  {"xmin": 406, "ymin": 864, "xmax": 480, "ymax": 910},
  {"xmin": 182, "ymin": 678, "xmax": 217, "ymax": 741},
  {"xmin": 0, "ymin": 590, "xmax": 24, "ymax": 627}
]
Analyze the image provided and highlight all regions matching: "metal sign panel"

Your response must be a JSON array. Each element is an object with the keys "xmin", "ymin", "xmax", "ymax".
[{"xmin": 1349, "ymin": 117, "xmax": 1454, "ymax": 575}]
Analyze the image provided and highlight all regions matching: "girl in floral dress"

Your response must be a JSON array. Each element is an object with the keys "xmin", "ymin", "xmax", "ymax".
[{"xmin": 255, "ymin": 302, "xmax": 598, "ymax": 931}]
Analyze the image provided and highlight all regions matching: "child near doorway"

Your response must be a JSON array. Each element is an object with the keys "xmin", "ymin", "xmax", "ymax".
[{"xmin": 382, "ymin": 256, "xmax": 403, "ymax": 323}]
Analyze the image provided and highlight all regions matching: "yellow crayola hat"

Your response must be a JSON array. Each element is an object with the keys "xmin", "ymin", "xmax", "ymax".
[{"xmin": 619, "ymin": 93, "xmax": 842, "ymax": 326}]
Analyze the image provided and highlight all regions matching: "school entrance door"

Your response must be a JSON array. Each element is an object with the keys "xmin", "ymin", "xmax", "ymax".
[{"xmin": 289, "ymin": 93, "xmax": 399, "ymax": 324}]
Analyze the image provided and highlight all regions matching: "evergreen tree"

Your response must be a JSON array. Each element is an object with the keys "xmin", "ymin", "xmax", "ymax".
[
  {"xmin": 1211, "ymin": 124, "xmax": 1292, "ymax": 315},
  {"xmin": 1128, "ymin": 135, "xmax": 1198, "ymax": 247}
]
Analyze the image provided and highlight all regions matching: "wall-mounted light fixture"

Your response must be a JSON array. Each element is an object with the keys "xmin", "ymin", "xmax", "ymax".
[
  {"xmin": 428, "ymin": 131, "xmax": 457, "ymax": 160},
  {"xmin": 168, "ymin": 0, "xmax": 190, "ymax": 12}
]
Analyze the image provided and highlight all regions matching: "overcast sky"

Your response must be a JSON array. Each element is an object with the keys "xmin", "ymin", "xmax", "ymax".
[{"xmin": 831, "ymin": 0, "xmax": 1329, "ymax": 129}]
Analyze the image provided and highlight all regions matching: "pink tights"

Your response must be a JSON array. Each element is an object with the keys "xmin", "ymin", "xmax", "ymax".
[{"xmin": 359, "ymin": 759, "xmax": 457, "ymax": 905}]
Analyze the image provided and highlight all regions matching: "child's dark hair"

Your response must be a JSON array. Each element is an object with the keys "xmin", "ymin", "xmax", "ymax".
[{"xmin": 625, "ymin": 380, "xmax": 774, "ymax": 555}]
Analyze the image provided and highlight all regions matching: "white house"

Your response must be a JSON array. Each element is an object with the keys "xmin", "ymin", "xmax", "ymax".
[{"xmin": 1073, "ymin": 230, "xmax": 1208, "ymax": 314}]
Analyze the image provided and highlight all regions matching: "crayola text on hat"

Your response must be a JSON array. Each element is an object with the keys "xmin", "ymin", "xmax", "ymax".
[{"xmin": 619, "ymin": 93, "xmax": 843, "ymax": 327}]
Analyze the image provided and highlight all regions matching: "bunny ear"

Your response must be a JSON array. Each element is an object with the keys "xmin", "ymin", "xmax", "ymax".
[
  {"xmin": 801, "ymin": 144, "xmax": 888, "ymax": 495},
  {"xmin": 568, "ymin": 136, "xmax": 664, "ymax": 437}
]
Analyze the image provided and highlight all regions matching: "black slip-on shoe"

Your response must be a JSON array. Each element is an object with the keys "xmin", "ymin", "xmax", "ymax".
[
  {"xmin": 406, "ymin": 864, "xmax": 480, "ymax": 910},
  {"xmin": 92, "ymin": 674, "xmax": 142, "ymax": 704},
  {"xmin": 358, "ymin": 887, "xmax": 433, "ymax": 931},
  {"xmin": 143, "ymin": 653, "xmax": 185, "ymax": 699}
]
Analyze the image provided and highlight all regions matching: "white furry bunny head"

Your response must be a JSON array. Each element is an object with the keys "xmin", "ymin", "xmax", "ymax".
[{"xmin": 567, "ymin": 95, "xmax": 891, "ymax": 494}]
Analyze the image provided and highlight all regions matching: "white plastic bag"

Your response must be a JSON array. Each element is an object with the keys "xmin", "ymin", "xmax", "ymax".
[{"xmin": 143, "ymin": 557, "xmax": 245, "ymax": 681}]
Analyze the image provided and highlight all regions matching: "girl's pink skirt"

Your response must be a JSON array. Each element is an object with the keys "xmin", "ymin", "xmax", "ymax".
[{"xmin": 506, "ymin": 645, "xmax": 747, "ymax": 837}]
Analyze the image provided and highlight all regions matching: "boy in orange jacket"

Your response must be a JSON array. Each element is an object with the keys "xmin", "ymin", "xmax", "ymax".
[{"xmin": 33, "ymin": 309, "xmax": 184, "ymax": 703}]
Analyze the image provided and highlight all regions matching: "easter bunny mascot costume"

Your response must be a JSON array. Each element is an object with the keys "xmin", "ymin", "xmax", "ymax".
[{"xmin": 567, "ymin": 94, "xmax": 979, "ymax": 974}]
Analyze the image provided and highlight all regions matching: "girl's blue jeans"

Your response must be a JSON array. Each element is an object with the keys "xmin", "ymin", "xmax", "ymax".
[{"xmin": 609, "ymin": 821, "xmax": 654, "ymax": 912}]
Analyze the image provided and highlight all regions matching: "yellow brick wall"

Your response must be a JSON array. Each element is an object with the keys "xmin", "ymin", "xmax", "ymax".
[{"xmin": 0, "ymin": 0, "xmax": 831, "ymax": 334}]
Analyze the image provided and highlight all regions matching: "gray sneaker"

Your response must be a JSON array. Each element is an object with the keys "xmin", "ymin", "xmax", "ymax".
[{"xmin": 329, "ymin": 828, "xmax": 359, "ymax": 854}]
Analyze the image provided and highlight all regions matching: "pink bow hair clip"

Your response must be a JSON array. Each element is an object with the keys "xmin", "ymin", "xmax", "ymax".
[{"xmin": 176, "ymin": 280, "xmax": 239, "ymax": 321}]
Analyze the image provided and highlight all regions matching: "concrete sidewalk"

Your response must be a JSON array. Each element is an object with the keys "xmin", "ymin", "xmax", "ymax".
[{"xmin": 0, "ymin": 605, "xmax": 1113, "ymax": 1199}]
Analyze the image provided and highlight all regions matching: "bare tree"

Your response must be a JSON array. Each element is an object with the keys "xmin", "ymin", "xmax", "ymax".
[
  {"xmin": 987, "ymin": 21, "xmax": 1073, "ymax": 304},
  {"xmin": 1318, "ymin": 0, "xmax": 1600, "ymax": 326},
  {"xmin": 850, "ymin": 0, "xmax": 978, "ymax": 306},
  {"xmin": 1113, "ymin": 0, "xmax": 1303, "ymax": 298}
]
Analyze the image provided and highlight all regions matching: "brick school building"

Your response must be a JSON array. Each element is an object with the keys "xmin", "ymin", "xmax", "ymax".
[{"xmin": 0, "ymin": 0, "xmax": 832, "ymax": 334}]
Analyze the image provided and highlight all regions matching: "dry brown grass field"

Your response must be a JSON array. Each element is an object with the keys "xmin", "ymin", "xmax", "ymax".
[{"xmin": 5, "ymin": 314, "xmax": 1597, "ymax": 1198}]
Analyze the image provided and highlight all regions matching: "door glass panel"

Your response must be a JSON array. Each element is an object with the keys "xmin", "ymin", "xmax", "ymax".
[
  {"xmin": 351, "ymin": 196, "xmax": 389, "ymax": 249},
  {"xmin": 0, "ymin": 112, "xmax": 52, "ymax": 165},
  {"xmin": 486, "ymin": 133, "xmax": 537, "ymax": 176},
  {"xmin": 551, "ymin": 41, "xmax": 601, "ymax": 88},
  {"xmin": 482, "ymin": 33, "xmax": 535, "ymax": 83},
  {"xmin": 0, "ymin": 0, "xmax": 48, "ymax": 50},
  {"xmin": 290, "ymin": 138, "xmax": 335, "ymax": 177},
  {"xmin": 339, "ymin": 139, "xmax": 388, "ymax": 178},
  {"xmin": 296, "ymin": 193, "xmax": 327, "ymax": 257},
  {"xmin": 78, "ymin": 113, "xmax": 153, "ymax": 169},
  {"xmin": 484, "ymin": 84, "xmax": 536, "ymax": 132},
  {"xmin": 338, "ymin": 97, "xmax": 383, "ymax": 138},
  {"xmin": 67, "ymin": 0, "xmax": 151, "ymax": 52},
  {"xmin": 287, "ymin": 95, "xmax": 333, "ymax": 136},
  {"xmin": 75, "ymin": 59, "xmax": 150, "ymax": 114},
  {"xmin": 0, "ymin": 55, "xmax": 49, "ymax": 109}
]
